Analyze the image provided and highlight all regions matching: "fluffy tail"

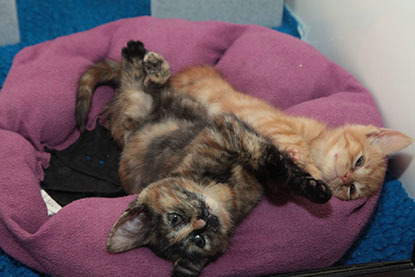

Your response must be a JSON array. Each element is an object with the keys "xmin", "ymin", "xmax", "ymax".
[{"xmin": 75, "ymin": 60, "xmax": 122, "ymax": 132}]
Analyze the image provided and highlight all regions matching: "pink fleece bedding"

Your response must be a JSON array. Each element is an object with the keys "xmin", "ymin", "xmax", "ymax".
[{"xmin": 0, "ymin": 17, "xmax": 383, "ymax": 276}]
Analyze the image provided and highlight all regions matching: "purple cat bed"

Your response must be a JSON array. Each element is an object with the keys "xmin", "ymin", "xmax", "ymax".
[{"xmin": 0, "ymin": 17, "xmax": 383, "ymax": 276}]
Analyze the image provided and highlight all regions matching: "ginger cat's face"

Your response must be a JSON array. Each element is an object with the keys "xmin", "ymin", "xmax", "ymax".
[{"xmin": 311, "ymin": 125, "xmax": 412, "ymax": 200}]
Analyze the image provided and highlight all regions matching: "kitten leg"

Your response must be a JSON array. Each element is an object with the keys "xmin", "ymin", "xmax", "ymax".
[
  {"xmin": 119, "ymin": 40, "xmax": 147, "ymax": 90},
  {"xmin": 215, "ymin": 114, "xmax": 331, "ymax": 203},
  {"xmin": 105, "ymin": 41, "xmax": 153, "ymax": 145},
  {"xmin": 263, "ymin": 146, "xmax": 331, "ymax": 203}
]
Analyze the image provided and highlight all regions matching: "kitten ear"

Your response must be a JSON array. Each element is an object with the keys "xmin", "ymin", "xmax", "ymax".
[
  {"xmin": 107, "ymin": 198, "xmax": 151, "ymax": 253},
  {"xmin": 367, "ymin": 128, "xmax": 412, "ymax": 155}
]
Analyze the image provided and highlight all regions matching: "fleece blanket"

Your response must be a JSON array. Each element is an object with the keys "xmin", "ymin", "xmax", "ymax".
[{"xmin": 0, "ymin": 17, "xmax": 383, "ymax": 276}]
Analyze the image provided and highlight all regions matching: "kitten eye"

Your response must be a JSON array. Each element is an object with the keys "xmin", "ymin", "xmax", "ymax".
[
  {"xmin": 354, "ymin": 155, "xmax": 364, "ymax": 168},
  {"xmin": 349, "ymin": 184, "xmax": 356, "ymax": 196},
  {"xmin": 167, "ymin": 213, "xmax": 183, "ymax": 227},
  {"xmin": 193, "ymin": 234, "xmax": 205, "ymax": 249}
]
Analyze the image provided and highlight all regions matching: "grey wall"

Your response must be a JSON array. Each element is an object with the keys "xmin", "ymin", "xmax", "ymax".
[
  {"xmin": 0, "ymin": 0, "xmax": 20, "ymax": 46},
  {"xmin": 151, "ymin": 0, "xmax": 284, "ymax": 27}
]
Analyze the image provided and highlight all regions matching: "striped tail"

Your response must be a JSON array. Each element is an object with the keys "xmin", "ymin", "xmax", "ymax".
[{"xmin": 75, "ymin": 60, "xmax": 122, "ymax": 132}]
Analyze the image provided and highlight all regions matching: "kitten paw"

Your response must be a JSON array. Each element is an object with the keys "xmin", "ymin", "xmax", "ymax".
[
  {"xmin": 121, "ymin": 40, "xmax": 147, "ymax": 62},
  {"xmin": 303, "ymin": 178, "xmax": 332, "ymax": 203},
  {"xmin": 143, "ymin": 51, "xmax": 171, "ymax": 86},
  {"xmin": 288, "ymin": 148, "xmax": 300, "ymax": 164},
  {"xmin": 121, "ymin": 40, "xmax": 147, "ymax": 79}
]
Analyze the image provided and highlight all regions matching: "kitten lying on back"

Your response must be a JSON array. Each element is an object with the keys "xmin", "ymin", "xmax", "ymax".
[
  {"xmin": 170, "ymin": 66, "xmax": 412, "ymax": 200},
  {"xmin": 77, "ymin": 59, "xmax": 411, "ymax": 200},
  {"xmin": 75, "ymin": 41, "xmax": 331, "ymax": 276}
]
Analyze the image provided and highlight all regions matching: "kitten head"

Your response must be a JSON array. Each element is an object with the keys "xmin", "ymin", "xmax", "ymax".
[
  {"xmin": 311, "ymin": 125, "xmax": 412, "ymax": 200},
  {"xmin": 107, "ymin": 177, "xmax": 230, "ymax": 276}
]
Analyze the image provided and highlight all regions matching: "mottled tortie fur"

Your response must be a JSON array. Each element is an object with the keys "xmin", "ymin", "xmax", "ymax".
[
  {"xmin": 76, "ymin": 58, "xmax": 412, "ymax": 200},
  {"xmin": 75, "ymin": 40, "xmax": 331, "ymax": 277}
]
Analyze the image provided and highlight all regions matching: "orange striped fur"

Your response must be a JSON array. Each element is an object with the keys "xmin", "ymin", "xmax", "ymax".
[{"xmin": 170, "ymin": 65, "xmax": 412, "ymax": 200}]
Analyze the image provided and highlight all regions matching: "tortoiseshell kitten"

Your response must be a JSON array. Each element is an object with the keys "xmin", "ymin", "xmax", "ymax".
[{"xmin": 75, "ymin": 41, "xmax": 331, "ymax": 276}]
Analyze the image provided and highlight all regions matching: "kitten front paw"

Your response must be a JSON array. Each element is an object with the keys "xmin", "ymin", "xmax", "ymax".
[
  {"xmin": 303, "ymin": 178, "xmax": 332, "ymax": 203},
  {"xmin": 288, "ymin": 148, "xmax": 301, "ymax": 164},
  {"xmin": 143, "ymin": 51, "xmax": 171, "ymax": 86}
]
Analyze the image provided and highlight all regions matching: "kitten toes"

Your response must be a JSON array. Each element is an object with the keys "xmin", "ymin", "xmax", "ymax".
[
  {"xmin": 304, "ymin": 178, "xmax": 332, "ymax": 203},
  {"xmin": 288, "ymin": 148, "xmax": 300, "ymax": 164},
  {"xmin": 143, "ymin": 52, "xmax": 171, "ymax": 86},
  {"xmin": 122, "ymin": 40, "xmax": 147, "ymax": 62}
]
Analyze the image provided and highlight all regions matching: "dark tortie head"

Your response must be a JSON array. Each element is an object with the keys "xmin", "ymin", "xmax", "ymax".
[{"xmin": 107, "ymin": 177, "xmax": 230, "ymax": 276}]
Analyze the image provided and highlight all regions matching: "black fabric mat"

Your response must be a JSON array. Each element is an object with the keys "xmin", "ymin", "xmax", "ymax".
[{"xmin": 41, "ymin": 123, "xmax": 126, "ymax": 206}]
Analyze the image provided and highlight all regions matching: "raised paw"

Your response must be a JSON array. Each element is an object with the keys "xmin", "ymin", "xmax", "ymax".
[
  {"xmin": 302, "ymin": 178, "xmax": 332, "ymax": 204},
  {"xmin": 143, "ymin": 52, "xmax": 171, "ymax": 86},
  {"xmin": 121, "ymin": 40, "xmax": 147, "ymax": 62}
]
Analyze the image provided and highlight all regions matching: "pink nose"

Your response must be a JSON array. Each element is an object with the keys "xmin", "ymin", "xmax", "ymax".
[
  {"xmin": 193, "ymin": 219, "xmax": 206, "ymax": 230},
  {"xmin": 341, "ymin": 173, "xmax": 351, "ymax": 184}
]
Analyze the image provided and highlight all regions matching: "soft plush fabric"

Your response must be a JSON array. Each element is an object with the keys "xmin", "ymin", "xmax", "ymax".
[
  {"xmin": 339, "ymin": 173, "xmax": 415, "ymax": 264},
  {"xmin": 0, "ymin": 16, "xmax": 383, "ymax": 276}
]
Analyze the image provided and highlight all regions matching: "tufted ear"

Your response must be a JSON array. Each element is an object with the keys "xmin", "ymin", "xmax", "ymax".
[
  {"xmin": 107, "ymin": 197, "xmax": 151, "ymax": 253},
  {"xmin": 367, "ymin": 128, "xmax": 412, "ymax": 155}
]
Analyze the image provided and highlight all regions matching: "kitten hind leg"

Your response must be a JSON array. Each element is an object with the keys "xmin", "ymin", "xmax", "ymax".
[
  {"xmin": 105, "ymin": 41, "xmax": 160, "ymax": 146},
  {"xmin": 120, "ymin": 40, "xmax": 147, "ymax": 90}
]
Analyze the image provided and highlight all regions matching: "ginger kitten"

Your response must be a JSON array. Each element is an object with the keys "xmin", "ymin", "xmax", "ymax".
[{"xmin": 170, "ymin": 66, "xmax": 412, "ymax": 200}]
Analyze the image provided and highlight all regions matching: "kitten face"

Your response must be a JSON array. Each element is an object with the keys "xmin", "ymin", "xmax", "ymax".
[
  {"xmin": 311, "ymin": 125, "xmax": 412, "ymax": 200},
  {"xmin": 107, "ymin": 177, "xmax": 230, "ymax": 276}
]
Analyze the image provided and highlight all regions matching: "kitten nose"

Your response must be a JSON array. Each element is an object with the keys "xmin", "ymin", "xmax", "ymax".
[
  {"xmin": 341, "ymin": 172, "xmax": 351, "ymax": 184},
  {"xmin": 193, "ymin": 219, "xmax": 206, "ymax": 230}
]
